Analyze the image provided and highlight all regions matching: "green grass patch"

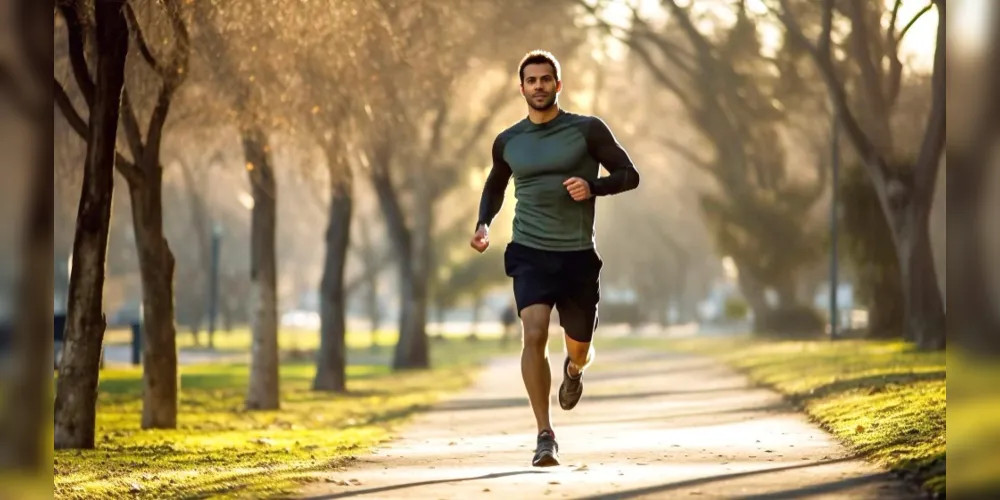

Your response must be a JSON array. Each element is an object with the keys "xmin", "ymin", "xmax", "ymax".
[
  {"xmin": 946, "ymin": 348, "xmax": 1000, "ymax": 497},
  {"xmin": 55, "ymin": 337, "xmax": 517, "ymax": 500},
  {"xmin": 662, "ymin": 335, "xmax": 945, "ymax": 496},
  {"xmin": 102, "ymin": 326, "xmax": 502, "ymax": 354}
]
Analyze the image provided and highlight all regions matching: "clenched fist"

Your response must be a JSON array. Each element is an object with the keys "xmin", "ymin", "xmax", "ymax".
[
  {"xmin": 564, "ymin": 177, "xmax": 592, "ymax": 201},
  {"xmin": 470, "ymin": 225, "xmax": 489, "ymax": 253}
]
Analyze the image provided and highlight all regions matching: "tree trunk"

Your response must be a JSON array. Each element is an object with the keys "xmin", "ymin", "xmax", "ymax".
[
  {"xmin": 470, "ymin": 292, "xmax": 482, "ymax": 337},
  {"xmin": 53, "ymin": 0, "xmax": 128, "ymax": 449},
  {"xmin": 242, "ymin": 126, "xmax": 280, "ymax": 409},
  {"xmin": 394, "ymin": 260, "xmax": 430, "ymax": 369},
  {"xmin": 179, "ymin": 161, "xmax": 210, "ymax": 347},
  {"xmin": 736, "ymin": 267, "xmax": 770, "ymax": 329},
  {"xmin": 127, "ymin": 181, "xmax": 178, "ymax": 429},
  {"xmin": 0, "ymin": 19, "xmax": 54, "ymax": 467},
  {"xmin": 358, "ymin": 219, "xmax": 381, "ymax": 345},
  {"xmin": 863, "ymin": 268, "xmax": 904, "ymax": 338},
  {"xmin": 393, "ymin": 193, "xmax": 432, "ymax": 369},
  {"xmin": 948, "ymin": 142, "xmax": 1000, "ymax": 353},
  {"xmin": 889, "ymin": 202, "xmax": 946, "ymax": 350},
  {"xmin": 774, "ymin": 280, "xmax": 799, "ymax": 309},
  {"xmin": 369, "ymin": 147, "xmax": 429, "ymax": 370},
  {"xmin": 313, "ymin": 159, "xmax": 352, "ymax": 392}
]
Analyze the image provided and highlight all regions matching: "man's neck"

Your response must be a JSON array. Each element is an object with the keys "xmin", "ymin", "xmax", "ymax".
[{"xmin": 527, "ymin": 104, "xmax": 560, "ymax": 124}]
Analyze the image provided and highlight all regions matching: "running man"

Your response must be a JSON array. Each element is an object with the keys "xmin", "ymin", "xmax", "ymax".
[{"xmin": 469, "ymin": 50, "xmax": 640, "ymax": 467}]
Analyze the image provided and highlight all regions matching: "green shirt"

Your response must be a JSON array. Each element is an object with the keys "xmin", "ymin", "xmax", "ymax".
[{"xmin": 477, "ymin": 109, "xmax": 640, "ymax": 251}]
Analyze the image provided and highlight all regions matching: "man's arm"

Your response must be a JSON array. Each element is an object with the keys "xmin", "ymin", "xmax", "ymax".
[
  {"xmin": 476, "ymin": 134, "xmax": 512, "ymax": 230},
  {"xmin": 585, "ymin": 116, "xmax": 640, "ymax": 196}
]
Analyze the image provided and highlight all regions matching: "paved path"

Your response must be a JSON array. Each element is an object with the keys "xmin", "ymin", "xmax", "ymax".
[{"xmin": 297, "ymin": 349, "xmax": 921, "ymax": 499}]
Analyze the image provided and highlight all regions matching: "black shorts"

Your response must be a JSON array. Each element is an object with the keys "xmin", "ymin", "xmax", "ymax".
[{"xmin": 503, "ymin": 241, "xmax": 603, "ymax": 342}]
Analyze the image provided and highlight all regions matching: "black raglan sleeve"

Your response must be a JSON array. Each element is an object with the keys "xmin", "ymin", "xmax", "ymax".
[
  {"xmin": 585, "ymin": 116, "xmax": 640, "ymax": 196},
  {"xmin": 476, "ymin": 134, "xmax": 512, "ymax": 230}
]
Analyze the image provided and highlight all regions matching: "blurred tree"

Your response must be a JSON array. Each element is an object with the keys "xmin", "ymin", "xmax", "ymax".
[
  {"xmin": 358, "ymin": 0, "xmax": 584, "ymax": 369},
  {"xmin": 52, "ymin": 0, "xmax": 129, "ymax": 448},
  {"xmin": 0, "ymin": 0, "xmax": 54, "ymax": 466},
  {"xmin": 946, "ymin": 8, "xmax": 1000, "ymax": 353},
  {"xmin": 581, "ymin": 0, "xmax": 828, "ymax": 334},
  {"xmin": 191, "ymin": 0, "xmax": 293, "ymax": 409},
  {"xmin": 839, "ymin": 161, "xmax": 902, "ymax": 338},
  {"xmin": 774, "ymin": 0, "xmax": 946, "ymax": 349}
]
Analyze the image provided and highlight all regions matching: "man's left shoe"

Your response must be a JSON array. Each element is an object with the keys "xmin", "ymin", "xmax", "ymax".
[{"xmin": 558, "ymin": 356, "xmax": 584, "ymax": 410}]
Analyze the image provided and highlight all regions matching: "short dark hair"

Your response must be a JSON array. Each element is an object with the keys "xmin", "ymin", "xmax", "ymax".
[{"xmin": 518, "ymin": 50, "xmax": 561, "ymax": 83}]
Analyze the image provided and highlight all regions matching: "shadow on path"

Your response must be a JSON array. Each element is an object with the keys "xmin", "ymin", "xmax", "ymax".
[
  {"xmin": 733, "ymin": 473, "xmax": 912, "ymax": 499},
  {"xmin": 428, "ymin": 387, "xmax": 744, "ymax": 413},
  {"xmin": 576, "ymin": 457, "xmax": 864, "ymax": 499},
  {"xmin": 300, "ymin": 470, "xmax": 549, "ymax": 499}
]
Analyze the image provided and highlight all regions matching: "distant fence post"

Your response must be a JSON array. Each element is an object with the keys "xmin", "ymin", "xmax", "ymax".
[{"xmin": 131, "ymin": 321, "xmax": 142, "ymax": 366}]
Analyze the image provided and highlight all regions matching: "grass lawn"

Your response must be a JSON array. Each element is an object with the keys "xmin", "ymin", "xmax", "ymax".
[
  {"xmin": 947, "ymin": 349, "xmax": 1000, "ymax": 497},
  {"xmin": 101, "ymin": 326, "xmax": 496, "ymax": 353},
  {"xmin": 54, "ymin": 337, "xmax": 518, "ymax": 500},
  {"xmin": 661, "ymin": 335, "xmax": 946, "ymax": 496}
]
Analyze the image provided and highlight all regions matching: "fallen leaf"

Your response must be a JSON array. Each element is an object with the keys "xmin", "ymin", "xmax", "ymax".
[
  {"xmin": 856, "ymin": 425, "xmax": 865, "ymax": 434},
  {"xmin": 549, "ymin": 481, "xmax": 560, "ymax": 485},
  {"xmin": 483, "ymin": 488, "xmax": 491, "ymax": 492}
]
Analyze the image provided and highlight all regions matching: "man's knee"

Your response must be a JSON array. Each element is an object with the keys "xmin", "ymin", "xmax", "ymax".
[{"xmin": 520, "ymin": 305, "xmax": 551, "ymax": 349}]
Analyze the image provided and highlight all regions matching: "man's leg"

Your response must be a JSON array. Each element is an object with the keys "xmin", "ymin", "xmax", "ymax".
[
  {"xmin": 520, "ymin": 303, "xmax": 561, "ymax": 467},
  {"xmin": 556, "ymin": 310, "xmax": 596, "ymax": 411},
  {"xmin": 503, "ymin": 241, "xmax": 560, "ymax": 466},
  {"xmin": 556, "ymin": 248, "xmax": 602, "ymax": 411},
  {"xmin": 519, "ymin": 303, "xmax": 553, "ymax": 434}
]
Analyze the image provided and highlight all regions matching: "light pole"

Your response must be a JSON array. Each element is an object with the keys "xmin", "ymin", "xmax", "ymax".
[{"xmin": 829, "ymin": 103, "xmax": 841, "ymax": 340}]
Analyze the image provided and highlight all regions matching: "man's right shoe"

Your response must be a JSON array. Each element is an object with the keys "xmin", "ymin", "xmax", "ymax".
[{"xmin": 532, "ymin": 430, "xmax": 560, "ymax": 467}]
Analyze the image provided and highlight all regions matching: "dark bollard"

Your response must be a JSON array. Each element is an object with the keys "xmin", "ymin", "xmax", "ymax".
[{"xmin": 131, "ymin": 322, "xmax": 142, "ymax": 366}]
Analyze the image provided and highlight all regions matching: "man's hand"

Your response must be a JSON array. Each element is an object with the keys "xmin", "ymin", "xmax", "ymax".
[
  {"xmin": 564, "ymin": 177, "xmax": 592, "ymax": 201},
  {"xmin": 470, "ymin": 224, "xmax": 490, "ymax": 253}
]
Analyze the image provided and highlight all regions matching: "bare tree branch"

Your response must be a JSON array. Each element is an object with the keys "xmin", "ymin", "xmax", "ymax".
[
  {"xmin": 772, "ymin": 0, "xmax": 889, "ymax": 187},
  {"xmin": 56, "ymin": 2, "xmax": 95, "ymax": 108},
  {"xmin": 119, "ymin": 89, "xmax": 146, "ymax": 161},
  {"xmin": 54, "ymin": 78, "xmax": 88, "ymax": 138},
  {"xmin": 453, "ymin": 83, "xmax": 511, "ymax": 162},
  {"xmin": 662, "ymin": 0, "xmax": 716, "ymax": 61},
  {"xmin": 898, "ymin": 2, "xmax": 934, "ymax": 44},
  {"xmin": 626, "ymin": 38, "xmax": 698, "ymax": 111},
  {"xmin": 124, "ymin": 1, "xmax": 164, "ymax": 75},
  {"xmin": 659, "ymin": 136, "xmax": 714, "ymax": 174},
  {"xmin": 912, "ymin": 0, "xmax": 945, "ymax": 207},
  {"xmin": 55, "ymin": 77, "xmax": 145, "ymax": 185},
  {"xmin": 623, "ymin": 2, "xmax": 697, "ymax": 77},
  {"xmin": 818, "ymin": 0, "xmax": 835, "ymax": 60},
  {"xmin": 887, "ymin": 0, "xmax": 904, "ymax": 43},
  {"xmin": 845, "ymin": 0, "xmax": 890, "ymax": 152}
]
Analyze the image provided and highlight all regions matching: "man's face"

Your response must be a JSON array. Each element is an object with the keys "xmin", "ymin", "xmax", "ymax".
[{"xmin": 520, "ymin": 63, "xmax": 561, "ymax": 111}]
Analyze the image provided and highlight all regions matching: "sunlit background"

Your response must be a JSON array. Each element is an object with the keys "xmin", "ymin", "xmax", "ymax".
[{"xmin": 0, "ymin": 0, "xmax": 994, "ymax": 498}]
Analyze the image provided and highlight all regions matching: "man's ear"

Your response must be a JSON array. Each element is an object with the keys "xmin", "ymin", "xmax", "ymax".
[
  {"xmin": 556, "ymin": 80, "xmax": 563, "ymax": 93},
  {"xmin": 519, "ymin": 83, "xmax": 525, "ymax": 96}
]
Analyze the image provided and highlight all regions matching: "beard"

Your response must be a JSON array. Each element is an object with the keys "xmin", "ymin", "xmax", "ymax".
[{"xmin": 526, "ymin": 92, "xmax": 557, "ymax": 111}]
